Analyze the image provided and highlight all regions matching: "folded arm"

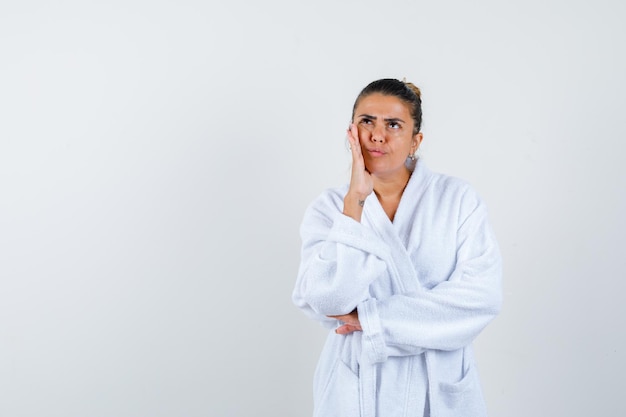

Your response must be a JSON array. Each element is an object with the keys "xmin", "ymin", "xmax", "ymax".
[
  {"xmin": 292, "ymin": 199, "xmax": 391, "ymax": 325},
  {"xmin": 358, "ymin": 196, "xmax": 503, "ymax": 363}
]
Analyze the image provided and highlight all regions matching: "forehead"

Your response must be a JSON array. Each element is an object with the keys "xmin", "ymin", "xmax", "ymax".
[{"xmin": 355, "ymin": 93, "xmax": 411, "ymax": 118}]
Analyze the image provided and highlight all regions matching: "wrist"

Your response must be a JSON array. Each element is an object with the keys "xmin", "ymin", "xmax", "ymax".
[
  {"xmin": 343, "ymin": 192, "xmax": 367, "ymax": 222},
  {"xmin": 345, "ymin": 190, "xmax": 369, "ymax": 204}
]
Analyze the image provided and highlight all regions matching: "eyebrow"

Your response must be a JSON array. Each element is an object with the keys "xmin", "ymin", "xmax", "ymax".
[{"xmin": 357, "ymin": 114, "xmax": 406, "ymax": 123}]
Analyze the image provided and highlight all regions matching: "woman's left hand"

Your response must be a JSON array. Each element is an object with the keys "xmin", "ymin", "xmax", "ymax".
[{"xmin": 328, "ymin": 310, "xmax": 362, "ymax": 335}]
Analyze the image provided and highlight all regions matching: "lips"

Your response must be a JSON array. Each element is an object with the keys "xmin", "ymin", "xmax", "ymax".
[{"xmin": 366, "ymin": 148, "xmax": 386, "ymax": 157}]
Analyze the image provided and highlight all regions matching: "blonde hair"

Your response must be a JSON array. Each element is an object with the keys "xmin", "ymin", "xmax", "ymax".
[{"xmin": 404, "ymin": 81, "xmax": 421, "ymax": 99}]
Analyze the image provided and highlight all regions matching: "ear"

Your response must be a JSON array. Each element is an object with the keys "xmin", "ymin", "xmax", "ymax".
[{"xmin": 411, "ymin": 132, "xmax": 423, "ymax": 154}]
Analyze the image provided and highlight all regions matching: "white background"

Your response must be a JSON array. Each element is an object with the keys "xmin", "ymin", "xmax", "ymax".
[{"xmin": 1, "ymin": 1, "xmax": 625, "ymax": 416}]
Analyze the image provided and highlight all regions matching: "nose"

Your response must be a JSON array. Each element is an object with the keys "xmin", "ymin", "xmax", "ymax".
[{"xmin": 370, "ymin": 124, "xmax": 385, "ymax": 143}]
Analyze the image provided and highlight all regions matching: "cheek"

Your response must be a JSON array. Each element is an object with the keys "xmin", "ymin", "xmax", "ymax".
[{"xmin": 357, "ymin": 125, "xmax": 372, "ymax": 139}]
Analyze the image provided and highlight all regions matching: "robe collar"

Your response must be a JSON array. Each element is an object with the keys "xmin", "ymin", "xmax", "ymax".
[{"xmin": 362, "ymin": 158, "xmax": 433, "ymax": 295}]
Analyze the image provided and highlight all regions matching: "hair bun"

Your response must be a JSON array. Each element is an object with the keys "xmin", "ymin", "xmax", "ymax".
[{"xmin": 404, "ymin": 81, "xmax": 421, "ymax": 99}]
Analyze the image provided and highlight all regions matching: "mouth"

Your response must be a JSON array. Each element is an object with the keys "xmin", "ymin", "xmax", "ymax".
[{"xmin": 366, "ymin": 148, "xmax": 386, "ymax": 157}]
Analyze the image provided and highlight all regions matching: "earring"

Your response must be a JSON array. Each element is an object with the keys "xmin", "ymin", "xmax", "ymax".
[{"xmin": 408, "ymin": 153, "xmax": 416, "ymax": 161}]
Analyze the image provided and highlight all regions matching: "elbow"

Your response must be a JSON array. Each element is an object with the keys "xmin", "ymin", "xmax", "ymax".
[
  {"xmin": 490, "ymin": 269, "xmax": 504, "ymax": 316},
  {"xmin": 482, "ymin": 283, "xmax": 503, "ymax": 321},
  {"xmin": 480, "ymin": 263, "xmax": 503, "ymax": 317}
]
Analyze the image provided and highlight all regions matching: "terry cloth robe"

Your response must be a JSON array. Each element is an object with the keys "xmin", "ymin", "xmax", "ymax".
[{"xmin": 292, "ymin": 159, "xmax": 502, "ymax": 417}]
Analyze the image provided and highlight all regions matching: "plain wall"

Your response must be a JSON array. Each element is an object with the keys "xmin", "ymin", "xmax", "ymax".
[{"xmin": 1, "ymin": 0, "xmax": 625, "ymax": 416}]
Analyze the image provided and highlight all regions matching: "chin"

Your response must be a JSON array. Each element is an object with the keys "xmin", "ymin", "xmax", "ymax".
[{"xmin": 369, "ymin": 165, "xmax": 408, "ymax": 179}]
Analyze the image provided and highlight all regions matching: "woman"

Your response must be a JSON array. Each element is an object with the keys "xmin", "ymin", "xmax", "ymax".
[{"xmin": 292, "ymin": 78, "xmax": 502, "ymax": 417}]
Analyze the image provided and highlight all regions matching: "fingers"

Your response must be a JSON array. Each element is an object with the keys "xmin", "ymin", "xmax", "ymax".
[
  {"xmin": 328, "ymin": 311, "xmax": 361, "ymax": 335},
  {"xmin": 335, "ymin": 324, "xmax": 363, "ymax": 335},
  {"xmin": 327, "ymin": 313, "xmax": 350, "ymax": 322},
  {"xmin": 346, "ymin": 126, "xmax": 356, "ymax": 157},
  {"xmin": 347, "ymin": 124, "xmax": 362, "ymax": 157},
  {"xmin": 328, "ymin": 312, "xmax": 358, "ymax": 324}
]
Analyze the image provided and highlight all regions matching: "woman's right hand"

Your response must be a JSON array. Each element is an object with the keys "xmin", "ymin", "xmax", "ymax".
[
  {"xmin": 343, "ymin": 124, "xmax": 373, "ymax": 222},
  {"xmin": 346, "ymin": 123, "xmax": 374, "ymax": 198}
]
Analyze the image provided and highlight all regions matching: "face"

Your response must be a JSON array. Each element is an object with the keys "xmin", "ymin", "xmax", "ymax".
[{"xmin": 353, "ymin": 93, "xmax": 422, "ymax": 179}]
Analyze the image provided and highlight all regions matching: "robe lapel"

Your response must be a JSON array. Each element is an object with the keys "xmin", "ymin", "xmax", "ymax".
[{"xmin": 362, "ymin": 159, "xmax": 434, "ymax": 297}]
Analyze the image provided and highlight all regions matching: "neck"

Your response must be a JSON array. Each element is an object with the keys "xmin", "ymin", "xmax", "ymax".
[{"xmin": 373, "ymin": 167, "xmax": 411, "ymax": 199}]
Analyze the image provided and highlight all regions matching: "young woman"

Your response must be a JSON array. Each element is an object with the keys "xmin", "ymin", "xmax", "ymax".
[{"xmin": 293, "ymin": 78, "xmax": 502, "ymax": 417}]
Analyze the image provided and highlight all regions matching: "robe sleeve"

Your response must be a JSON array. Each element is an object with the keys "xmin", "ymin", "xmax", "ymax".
[
  {"xmin": 358, "ymin": 190, "xmax": 503, "ymax": 363},
  {"xmin": 292, "ymin": 194, "xmax": 391, "ymax": 326}
]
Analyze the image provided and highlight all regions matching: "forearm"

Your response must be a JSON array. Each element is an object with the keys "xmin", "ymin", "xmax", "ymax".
[{"xmin": 359, "ymin": 269, "xmax": 502, "ymax": 363}]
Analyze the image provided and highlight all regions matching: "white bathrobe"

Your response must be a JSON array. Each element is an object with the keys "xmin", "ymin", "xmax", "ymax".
[{"xmin": 292, "ymin": 159, "xmax": 502, "ymax": 417}]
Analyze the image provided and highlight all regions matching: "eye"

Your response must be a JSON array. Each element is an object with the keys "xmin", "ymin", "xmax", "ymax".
[
  {"xmin": 387, "ymin": 121, "xmax": 401, "ymax": 129},
  {"xmin": 359, "ymin": 118, "xmax": 373, "ymax": 125}
]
